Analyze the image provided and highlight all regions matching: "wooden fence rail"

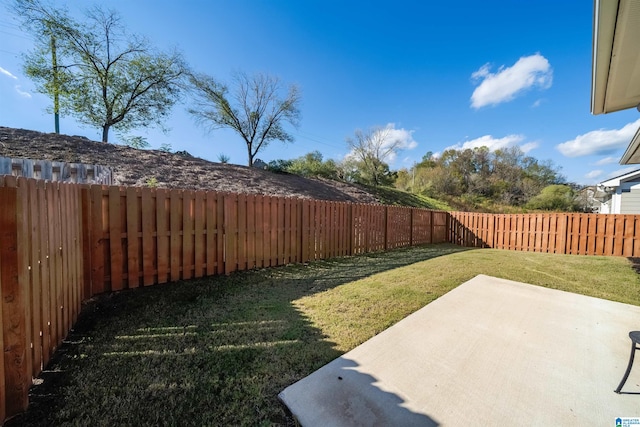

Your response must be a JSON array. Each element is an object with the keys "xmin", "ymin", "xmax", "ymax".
[{"xmin": 450, "ymin": 211, "xmax": 640, "ymax": 256}]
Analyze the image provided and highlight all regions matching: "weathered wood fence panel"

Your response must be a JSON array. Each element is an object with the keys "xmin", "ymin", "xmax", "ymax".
[
  {"xmin": 0, "ymin": 156, "xmax": 112, "ymax": 185},
  {"xmin": 449, "ymin": 211, "xmax": 640, "ymax": 256},
  {"xmin": 0, "ymin": 177, "xmax": 83, "ymax": 424}
]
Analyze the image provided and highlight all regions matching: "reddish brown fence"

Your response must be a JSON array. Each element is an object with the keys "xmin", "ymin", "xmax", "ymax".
[
  {"xmin": 450, "ymin": 211, "xmax": 640, "ymax": 256},
  {"xmin": 0, "ymin": 178, "xmax": 448, "ymax": 423},
  {"xmin": 84, "ymin": 186, "xmax": 449, "ymax": 294},
  {"xmin": 6, "ymin": 177, "xmax": 640, "ymax": 424},
  {"xmin": 0, "ymin": 177, "xmax": 84, "ymax": 424}
]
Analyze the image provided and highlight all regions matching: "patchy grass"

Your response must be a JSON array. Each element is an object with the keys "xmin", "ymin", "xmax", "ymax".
[{"xmin": 9, "ymin": 245, "xmax": 640, "ymax": 426}]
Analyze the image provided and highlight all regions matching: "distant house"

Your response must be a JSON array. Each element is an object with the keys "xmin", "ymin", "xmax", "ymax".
[{"xmin": 596, "ymin": 169, "xmax": 640, "ymax": 214}]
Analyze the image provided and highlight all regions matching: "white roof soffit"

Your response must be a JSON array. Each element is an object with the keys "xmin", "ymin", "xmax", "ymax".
[{"xmin": 591, "ymin": 0, "xmax": 640, "ymax": 115}]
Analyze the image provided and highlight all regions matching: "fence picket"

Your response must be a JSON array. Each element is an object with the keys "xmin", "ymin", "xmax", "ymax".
[
  {"xmin": 182, "ymin": 190, "xmax": 194, "ymax": 280},
  {"xmin": 126, "ymin": 187, "xmax": 140, "ymax": 288},
  {"xmin": 156, "ymin": 189, "xmax": 169, "ymax": 284},
  {"xmin": 141, "ymin": 188, "xmax": 155, "ymax": 285},
  {"xmin": 205, "ymin": 191, "xmax": 216, "ymax": 275},
  {"xmin": 0, "ymin": 181, "xmax": 30, "ymax": 416},
  {"xmin": 194, "ymin": 191, "xmax": 205, "ymax": 278}
]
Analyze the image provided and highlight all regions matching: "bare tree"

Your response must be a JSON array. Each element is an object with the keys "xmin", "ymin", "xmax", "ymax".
[
  {"xmin": 346, "ymin": 125, "xmax": 404, "ymax": 186},
  {"xmin": 188, "ymin": 71, "xmax": 301, "ymax": 166}
]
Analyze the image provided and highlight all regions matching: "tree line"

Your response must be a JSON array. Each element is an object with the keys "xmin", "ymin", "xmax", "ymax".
[{"xmin": 268, "ymin": 145, "xmax": 584, "ymax": 212}]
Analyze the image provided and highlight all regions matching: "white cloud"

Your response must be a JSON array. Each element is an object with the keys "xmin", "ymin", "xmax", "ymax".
[
  {"xmin": 0, "ymin": 66, "xmax": 18, "ymax": 80},
  {"xmin": 445, "ymin": 134, "xmax": 525, "ymax": 152},
  {"xmin": 556, "ymin": 119, "xmax": 640, "ymax": 157},
  {"xmin": 585, "ymin": 170, "xmax": 603, "ymax": 180},
  {"xmin": 520, "ymin": 142, "xmax": 539, "ymax": 153},
  {"xmin": 14, "ymin": 85, "xmax": 31, "ymax": 98},
  {"xmin": 594, "ymin": 156, "xmax": 618, "ymax": 165},
  {"xmin": 470, "ymin": 53, "xmax": 553, "ymax": 109}
]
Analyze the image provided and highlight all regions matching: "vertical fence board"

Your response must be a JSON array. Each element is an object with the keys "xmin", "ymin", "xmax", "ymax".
[
  {"xmin": 224, "ymin": 194, "xmax": 237, "ymax": 274},
  {"xmin": 27, "ymin": 179, "xmax": 42, "ymax": 377},
  {"xmin": 59, "ymin": 183, "xmax": 70, "ymax": 343},
  {"xmin": 182, "ymin": 191, "xmax": 194, "ymax": 280},
  {"xmin": 246, "ymin": 195, "xmax": 256, "ymax": 270},
  {"xmin": 169, "ymin": 189, "xmax": 182, "ymax": 281},
  {"xmin": 38, "ymin": 182, "xmax": 51, "ymax": 368},
  {"xmin": 216, "ymin": 192, "xmax": 225, "ymax": 275},
  {"xmin": 108, "ymin": 186, "xmax": 123, "ymax": 291},
  {"xmin": 270, "ymin": 197, "xmax": 278, "ymax": 266},
  {"xmin": 237, "ymin": 194, "xmax": 247, "ymax": 271},
  {"xmin": 284, "ymin": 198, "xmax": 292, "ymax": 264},
  {"xmin": 254, "ymin": 195, "xmax": 264, "ymax": 268},
  {"xmin": 156, "ymin": 189, "xmax": 169, "ymax": 284},
  {"xmin": 51, "ymin": 182, "xmax": 63, "ymax": 346},
  {"xmin": 0, "ymin": 182, "xmax": 29, "ymax": 416},
  {"xmin": 89, "ymin": 186, "xmax": 105, "ymax": 295},
  {"xmin": 126, "ymin": 187, "xmax": 140, "ymax": 288},
  {"xmin": 194, "ymin": 191, "xmax": 205, "ymax": 278},
  {"xmin": 205, "ymin": 191, "xmax": 216, "ymax": 276},
  {"xmin": 80, "ymin": 186, "xmax": 91, "ymax": 302},
  {"xmin": 623, "ymin": 216, "xmax": 635, "ymax": 257},
  {"xmin": 141, "ymin": 188, "xmax": 155, "ymax": 286},
  {"xmin": 301, "ymin": 200, "xmax": 310, "ymax": 263}
]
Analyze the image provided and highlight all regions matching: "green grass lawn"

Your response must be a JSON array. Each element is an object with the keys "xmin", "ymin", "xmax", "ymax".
[{"xmin": 10, "ymin": 244, "xmax": 640, "ymax": 426}]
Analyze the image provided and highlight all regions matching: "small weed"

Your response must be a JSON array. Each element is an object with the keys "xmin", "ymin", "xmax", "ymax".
[{"xmin": 146, "ymin": 177, "xmax": 158, "ymax": 188}]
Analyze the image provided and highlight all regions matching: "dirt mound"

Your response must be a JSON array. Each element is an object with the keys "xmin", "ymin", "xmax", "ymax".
[{"xmin": 0, "ymin": 126, "xmax": 378, "ymax": 204}]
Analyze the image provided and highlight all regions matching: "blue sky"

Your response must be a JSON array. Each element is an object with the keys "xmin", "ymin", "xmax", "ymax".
[{"xmin": 1, "ymin": 0, "xmax": 639, "ymax": 185}]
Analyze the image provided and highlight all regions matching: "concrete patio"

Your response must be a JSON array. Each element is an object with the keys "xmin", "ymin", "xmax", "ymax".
[{"xmin": 279, "ymin": 274, "xmax": 640, "ymax": 426}]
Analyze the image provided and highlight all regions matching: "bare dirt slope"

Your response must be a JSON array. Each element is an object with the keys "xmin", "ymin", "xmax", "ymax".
[{"xmin": 0, "ymin": 126, "xmax": 378, "ymax": 203}]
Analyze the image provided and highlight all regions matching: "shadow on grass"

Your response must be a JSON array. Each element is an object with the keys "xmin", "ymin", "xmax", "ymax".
[{"xmin": 8, "ymin": 243, "xmax": 468, "ymax": 426}]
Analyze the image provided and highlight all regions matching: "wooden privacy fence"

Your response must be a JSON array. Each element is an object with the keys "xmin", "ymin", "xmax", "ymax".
[
  {"xmin": 5, "ymin": 177, "xmax": 640, "ymax": 424},
  {"xmin": 85, "ymin": 186, "xmax": 449, "ymax": 294},
  {"xmin": 0, "ymin": 177, "xmax": 448, "ymax": 424},
  {"xmin": 0, "ymin": 176, "xmax": 84, "ymax": 424},
  {"xmin": 450, "ymin": 211, "xmax": 640, "ymax": 256}
]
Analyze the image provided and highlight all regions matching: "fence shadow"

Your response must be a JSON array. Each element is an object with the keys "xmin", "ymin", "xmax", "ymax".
[{"xmin": 7, "ymin": 243, "xmax": 467, "ymax": 426}]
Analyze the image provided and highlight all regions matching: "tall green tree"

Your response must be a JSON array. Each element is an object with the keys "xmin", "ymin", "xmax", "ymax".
[
  {"xmin": 188, "ymin": 71, "xmax": 301, "ymax": 167},
  {"xmin": 15, "ymin": 1, "xmax": 187, "ymax": 142}
]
